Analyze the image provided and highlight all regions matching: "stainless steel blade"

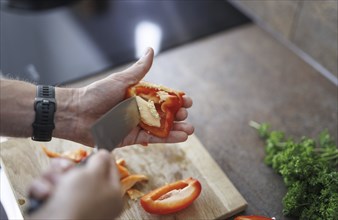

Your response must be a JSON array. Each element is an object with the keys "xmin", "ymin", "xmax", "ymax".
[{"xmin": 90, "ymin": 97, "xmax": 140, "ymax": 151}]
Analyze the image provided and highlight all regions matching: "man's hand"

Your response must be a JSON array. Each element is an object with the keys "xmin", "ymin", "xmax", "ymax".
[
  {"xmin": 28, "ymin": 150, "xmax": 122, "ymax": 220},
  {"xmin": 55, "ymin": 47, "xmax": 194, "ymax": 147},
  {"xmin": 0, "ymin": 47, "xmax": 193, "ymax": 147}
]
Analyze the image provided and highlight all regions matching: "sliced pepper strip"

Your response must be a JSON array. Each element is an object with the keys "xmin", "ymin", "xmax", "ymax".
[
  {"xmin": 126, "ymin": 81, "xmax": 185, "ymax": 138},
  {"xmin": 121, "ymin": 174, "xmax": 149, "ymax": 196},
  {"xmin": 42, "ymin": 147, "xmax": 150, "ymax": 198},
  {"xmin": 41, "ymin": 146, "xmax": 88, "ymax": 163},
  {"xmin": 42, "ymin": 147, "xmax": 129, "ymax": 179},
  {"xmin": 140, "ymin": 177, "xmax": 201, "ymax": 215},
  {"xmin": 116, "ymin": 158, "xmax": 126, "ymax": 167},
  {"xmin": 61, "ymin": 148, "xmax": 88, "ymax": 163},
  {"xmin": 234, "ymin": 216, "xmax": 274, "ymax": 220},
  {"xmin": 126, "ymin": 189, "xmax": 145, "ymax": 201},
  {"xmin": 117, "ymin": 164, "xmax": 130, "ymax": 179},
  {"xmin": 41, "ymin": 146, "xmax": 62, "ymax": 158}
]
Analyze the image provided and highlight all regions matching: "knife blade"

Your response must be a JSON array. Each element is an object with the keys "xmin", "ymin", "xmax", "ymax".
[{"xmin": 91, "ymin": 96, "xmax": 140, "ymax": 151}]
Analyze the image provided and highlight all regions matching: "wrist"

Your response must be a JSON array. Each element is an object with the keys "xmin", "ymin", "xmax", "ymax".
[
  {"xmin": 53, "ymin": 87, "xmax": 79, "ymax": 141},
  {"xmin": 32, "ymin": 85, "xmax": 57, "ymax": 141},
  {"xmin": 0, "ymin": 79, "xmax": 35, "ymax": 137}
]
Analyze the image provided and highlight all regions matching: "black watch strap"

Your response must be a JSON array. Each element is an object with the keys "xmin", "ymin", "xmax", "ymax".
[{"xmin": 32, "ymin": 85, "xmax": 56, "ymax": 141}]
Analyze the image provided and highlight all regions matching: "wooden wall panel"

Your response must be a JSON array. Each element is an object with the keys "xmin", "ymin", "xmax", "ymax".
[
  {"xmin": 235, "ymin": 0, "xmax": 299, "ymax": 39},
  {"xmin": 291, "ymin": 1, "xmax": 338, "ymax": 77},
  {"xmin": 232, "ymin": 0, "xmax": 338, "ymax": 78}
]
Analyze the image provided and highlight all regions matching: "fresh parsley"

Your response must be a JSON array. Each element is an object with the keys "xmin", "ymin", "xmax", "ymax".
[{"xmin": 250, "ymin": 121, "xmax": 338, "ymax": 220}]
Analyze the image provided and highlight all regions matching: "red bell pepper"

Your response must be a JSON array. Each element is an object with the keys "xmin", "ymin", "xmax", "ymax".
[
  {"xmin": 126, "ymin": 81, "xmax": 185, "ymax": 138},
  {"xmin": 140, "ymin": 177, "xmax": 201, "ymax": 215}
]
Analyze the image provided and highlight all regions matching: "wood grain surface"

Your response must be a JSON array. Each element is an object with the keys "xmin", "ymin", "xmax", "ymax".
[{"xmin": 0, "ymin": 135, "xmax": 247, "ymax": 219}]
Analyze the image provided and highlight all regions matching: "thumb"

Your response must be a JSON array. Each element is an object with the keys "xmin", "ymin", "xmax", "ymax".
[
  {"xmin": 114, "ymin": 47, "xmax": 154, "ymax": 85},
  {"xmin": 86, "ymin": 150, "xmax": 112, "ymax": 178}
]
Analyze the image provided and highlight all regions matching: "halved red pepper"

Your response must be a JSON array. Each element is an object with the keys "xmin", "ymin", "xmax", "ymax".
[
  {"xmin": 140, "ymin": 177, "xmax": 201, "ymax": 215},
  {"xmin": 126, "ymin": 81, "xmax": 185, "ymax": 138}
]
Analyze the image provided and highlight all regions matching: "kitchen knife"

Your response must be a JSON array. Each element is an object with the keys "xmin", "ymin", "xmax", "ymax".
[
  {"xmin": 27, "ymin": 97, "xmax": 140, "ymax": 214},
  {"xmin": 91, "ymin": 96, "xmax": 140, "ymax": 151}
]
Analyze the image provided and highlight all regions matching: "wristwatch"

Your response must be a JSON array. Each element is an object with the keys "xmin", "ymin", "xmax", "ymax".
[{"xmin": 32, "ymin": 85, "xmax": 56, "ymax": 141}]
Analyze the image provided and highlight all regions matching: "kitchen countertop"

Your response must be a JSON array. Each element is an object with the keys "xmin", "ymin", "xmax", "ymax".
[
  {"xmin": 2, "ymin": 24, "xmax": 335, "ymax": 220},
  {"xmin": 68, "ymin": 24, "xmax": 337, "ymax": 219}
]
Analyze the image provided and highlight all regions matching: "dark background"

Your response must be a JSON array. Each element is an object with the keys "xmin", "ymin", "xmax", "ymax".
[{"xmin": 0, "ymin": 0, "xmax": 250, "ymax": 85}]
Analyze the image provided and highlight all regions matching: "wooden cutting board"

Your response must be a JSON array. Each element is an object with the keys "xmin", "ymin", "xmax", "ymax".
[{"xmin": 0, "ymin": 134, "xmax": 247, "ymax": 219}]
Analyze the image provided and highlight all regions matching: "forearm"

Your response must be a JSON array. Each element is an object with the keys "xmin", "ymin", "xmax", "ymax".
[
  {"xmin": 53, "ymin": 87, "xmax": 79, "ymax": 142},
  {"xmin": 0, "ymin": 79, "xmax": 79, "ymax": 141},
  {"xmin": 0, "ymin": 79, "xmax": 35, "ymax": 137}
]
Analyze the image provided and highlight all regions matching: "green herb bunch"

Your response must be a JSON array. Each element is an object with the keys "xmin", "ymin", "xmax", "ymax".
[{"xmin": 250, "ymin": 121, "xmax": 338, "ymax": 220}]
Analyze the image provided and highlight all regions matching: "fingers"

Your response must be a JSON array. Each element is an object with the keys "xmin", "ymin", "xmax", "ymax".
[
  {"xmin": 172, "ymin": 122, "xmax": 194, "ymax": 135},
  {"xmin": 136, "ymin": 130, "xmax": 190, "ymax": 144},
  {"xmin": 164, "ymin": 131, "xmax": 190, "ymax": 143},
  {"xmin": 86, "ymin": 150, "xmax": 112, "ymax": 178},
  {"xmin": 43, "ymin": 158, "xmax": 75, "ymax": 184},
  {"xmin": 85, "ymin": 150, "xmax": 122, "ymax": 213},
  {"xmin": 29, "ymin": 179, "xmax": 53, "ymax": 201},
  {"xmin": 145, "ymin": 122, "xmax": 194, "ymax": 143},
  {"xmin": 176, "ymin": 96, "xmax": 192, "ymax": 120},
  {"xmin": 49, "ymin": 158, "xmax": 75, "ymax": 173},
  {"xmin": 132, "ymin": 122, "xmax": 194, "ymax": 144},
  {"xmin": 29, "ymin": 158, "xmax": 75, "ymax": 200},
  {"xmin": 175, "ymin": 108, "xmax": 188, "ymax": 121},
  {"xmin": 183, "ymin": 96, "xmax": 193, "ymax": 108},
  {"xmin": 114, "ymin": 47, "xmax": 154, "ymax": 86}
]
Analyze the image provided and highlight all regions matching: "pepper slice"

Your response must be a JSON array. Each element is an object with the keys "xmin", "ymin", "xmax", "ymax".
[
  {"xmin": 121, "ymin": 174, "xmax": 149, "ymax": 195},
  {"xmin": 140, "ymin": 177, "xmax": 201, "ymax": 215},
  {"xmin": 42, "ymin": 147, "xmax": 131, "ymax": 180},
  {"xmin": 235, "ymin": 216, "xmax": 274, "ymax": 220},
  {"xmin": 127, "ymin": 189, "xmax": 145, "ymax": 200},
  {"xmin": 126, "ymin": 81, "xmax": 185, "ymax": 138},
  {"xmin": 117, "ymin": 164, "xmax": 130, "ymax": 179},
  {"xmin": 41, "ymin": 146, "xmax": 88, "ymax": 163}
]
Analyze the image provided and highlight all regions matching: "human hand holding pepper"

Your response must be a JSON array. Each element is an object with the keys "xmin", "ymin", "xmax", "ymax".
[
  {"xmin": 0, "ymin": 48, "xmax": 193, "ymax": 147},
  {"xmin": 54, "ymin": 47, "xmax": 194, "ymax": 147}
]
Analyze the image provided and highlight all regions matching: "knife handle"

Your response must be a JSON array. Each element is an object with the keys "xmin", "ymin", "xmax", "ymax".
[{"xmin": 27, "ymin": 198, "xmax": 44, "ymax": 215}]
